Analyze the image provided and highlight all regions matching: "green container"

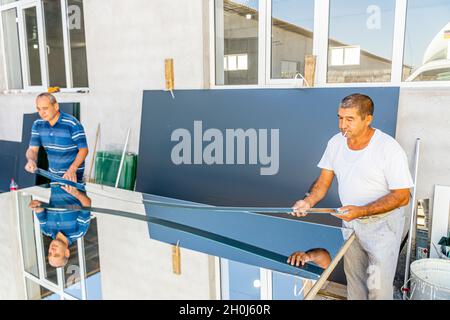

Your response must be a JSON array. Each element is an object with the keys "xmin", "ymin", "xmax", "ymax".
[{"xmin": 94, "ymin": 151, "xmax": 137, "ymax": 190}]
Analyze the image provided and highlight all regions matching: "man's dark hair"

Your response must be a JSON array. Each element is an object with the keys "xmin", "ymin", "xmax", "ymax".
[
  {"xmin": 340, "ymin": 94, "xmax": 374, "ymax": 119},
  {"xmin": 36, "ymin": 92, "xmax": 57, "ymax": 105}
]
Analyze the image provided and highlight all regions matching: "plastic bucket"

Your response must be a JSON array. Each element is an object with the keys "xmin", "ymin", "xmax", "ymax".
[{"xmin": 408, "ymin": 259, "xmax": 450, "ymax": 300}]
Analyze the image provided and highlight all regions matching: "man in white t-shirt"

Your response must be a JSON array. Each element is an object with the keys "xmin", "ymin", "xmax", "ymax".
[{"xmin": 288, "ymin": 93, "xmax": 414, "ymax": 300}]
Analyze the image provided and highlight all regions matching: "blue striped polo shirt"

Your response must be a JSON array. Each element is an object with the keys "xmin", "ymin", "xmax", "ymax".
[
  {"xmin": 30, "ymin": 112, "xmax": 88, "ymax": 182},
  {"xmin": 36, "ymin": 185, "xmax": 91, "ymax": 245}
]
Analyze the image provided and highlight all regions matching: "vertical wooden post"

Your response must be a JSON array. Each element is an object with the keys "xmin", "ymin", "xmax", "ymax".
[
  {"xmin": 304, "ymin": 55, "xmax": 317, "ymax": 87},
  {"xmin": 172, "ymin": 241, "xmax": 181, "ymax": 275},
  {"xmin": 165, "ymin": 58, "xmax": 175, "ymax": 91}
]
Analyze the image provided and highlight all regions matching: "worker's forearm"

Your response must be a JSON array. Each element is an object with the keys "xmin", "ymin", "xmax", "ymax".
[
  {"xmin": 304, "ymin": 181, "xmax": 328, "ymax": 207},
  {"xmin": 74, "ymin": 191, "xmax": 91, "ymax": 207},
  {"xmin": 26, "ymin": 148, "xmax": 38, "ymax": 162},
  {"xmin": 360, "ymin": 192, "xmax": 409, "ymax": 217},
  {"xmin": 69, "ymin": 148, "xmax": 89, "ymax": 171}
]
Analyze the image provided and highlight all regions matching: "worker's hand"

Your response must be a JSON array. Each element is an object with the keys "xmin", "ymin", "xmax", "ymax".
[
  {"xmin": 29, "ymin": 200, "xmax": 44, "ymax": 213},
  {"xmin": 331, "ymin": 205, "xmax": 365, "ymax": 222},
  {"xmin": 290, "ymin": 200, "xmax": 311, "ymax": 217},
  {"xmin": 25, "ymin": 160, "xmax": 37, "ymax": 173},
  {"xmin": 63, "ymin": 168, "xmax": 77, "ymax": 183},
  {"xmin": 61, "ymin": 185, "xmax": 79, "ymax": 197},
  {"xmin": 287, "ymin": 252, "xmax": 312, "ymax": 267}
]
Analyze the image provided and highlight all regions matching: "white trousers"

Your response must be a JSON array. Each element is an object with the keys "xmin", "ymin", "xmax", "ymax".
[{"xmin": 343, "ymin": 209, "xmax": 405, "ymax": 300}]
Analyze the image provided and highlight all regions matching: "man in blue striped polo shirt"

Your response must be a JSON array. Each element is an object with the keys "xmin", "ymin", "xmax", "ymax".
[
  {"xmin": 29, "ymin": 184, "xmax": 92, "ymax": 268},
  {"xmin": 25, "ymin": 93, "xmax": 89, "ymax": 183}
]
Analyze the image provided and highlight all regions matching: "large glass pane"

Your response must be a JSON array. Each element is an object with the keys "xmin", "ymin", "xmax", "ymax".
[
  {"xmin": 43, "ymin": 0, "xmax": 67, "ymax": 87},
  {"xmin": 327, "ymin": 0, "xmax": 395, "ymax": 83},
  {"xmin": 25, "ymin": 278, "xmax": 59, "ymax": 300},
  {"xmin": 271, "ymin": 0, "xmax": 314, "ymax": 80},
  {"xmin": 403, "ymin": 0, "xmax": 450, "ymax": 82},
  {"xmin": 1, "ymin": 8, "xmax": 23, "ymax": 89},
  {"xmin": 18, "ymin": 193, "xmax": 39, "ymax": 278},
  {"xmin": 221, "ymin": 259, "xmax": 261, "ymax": 300},
  {"xmin": 215, "ymin": 0, "xmax": 259, "ymax": 85},
  {"xmin": 67, "ymin": 0, "xmax": 89, "ymax": 87},
  {"xmin": 23, "ymin": 6, "xmax": 42, "ymax": 86}
]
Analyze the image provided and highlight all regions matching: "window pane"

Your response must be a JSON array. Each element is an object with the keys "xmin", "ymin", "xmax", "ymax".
[
  {"xmin": 67, "ymin": 0, "xmax": 89, "ymax": 87},
  {"xmin": 220, "ymin": 259, "xmax": 261, "ymax": 300},
  {"xmin": 64, "ymin": 239, "xmax": 82, "ymax": 299},
  {"xmin": 403, "ymin": 0, "xmax": 450, "ymax": 82},
  {"xmin": 1, "ymin": 8, "xmax": 23, "ymax": 89},
  {"xmin": 25, "ymin": 278, "xmax": 59, "ymax": 300},
  {"xmin": 23, "ymin": 6, "xmax": 42, "ymax": 86},
  {"xmin": 272, "ymin": 272, "xmax": 307, "ymax": 300},
  {"xmin": 18, "ymin": 193, "xmax": 39, "ymax": 277},
  {"xmin": 43, "ymin": 0, "xmax": 67, "ymax": 88},
  {"xmin": 84, "ymin": 218, "xmax": 102, "ymax": 300},
  {"xmin": 271, "ymin": 0, "xmax": 314, "ymax": 79},
  {"xmin": 215, "ymin": 0, "xmax": 259, "ymax": 85},
  {"xmin": 42, "ymin": 235, "xmax": 58, "ymax": 285},
  {"xmin": 327, "ymin": 0, "xmax": 395, "ymax": 83}
]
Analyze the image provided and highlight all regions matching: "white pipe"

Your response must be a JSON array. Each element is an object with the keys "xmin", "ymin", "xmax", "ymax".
[
  {"xmin": 403, "ymin": 138, "xmax": 421, "ymax": 300},
  {"xmin": 115, "ymin": 128, "xmax": 131, "ymax": 188}
]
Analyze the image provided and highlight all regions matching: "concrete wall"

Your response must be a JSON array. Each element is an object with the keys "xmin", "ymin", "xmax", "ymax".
[
  {"xmin": 87, "ymin": 184, "xmax": 217, "ymax": 300},
  {"xmin": 396, "ymin": 87, "xmax": 450, "ymax": 201},
  {"xmin": 0, "ymin": 192, "xmax": 26, "ymax": 299}
]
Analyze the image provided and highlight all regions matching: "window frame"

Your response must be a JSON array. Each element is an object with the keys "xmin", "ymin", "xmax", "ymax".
[
  {"xmin": 0, "ymin": 0, "xmax": 89, "ymax": 93},
  {"xmin": 210, "ymin": 0, "xmax": 450, "ymax": 89}
]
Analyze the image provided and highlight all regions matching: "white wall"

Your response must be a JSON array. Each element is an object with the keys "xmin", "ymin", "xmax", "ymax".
[
  {"xmin": 0, "ymin": 192, "xmax": 26, "ymax": 299},
  {"xmin": 396, "ymin": 87, "xmax": 450, "ymax": 200}
]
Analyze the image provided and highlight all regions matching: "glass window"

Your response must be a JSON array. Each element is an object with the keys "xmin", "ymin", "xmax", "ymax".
[
  {"xmin": 0, "ymin": 0, "xmax": 88, "ymax": 89},
  {"xmin": 271, "ymin": 0, "xmax": 314, "ymax": 80},
  {"xmin": 42, "ymin": 235, "xmax": 59, "ymax": 285},
  {"xmin": 17, "ymin": 193, "xmax": 39, "ymax": 278},
  {"xmin": 327, "ymin": 0, "xmax": 396, "ymax": 83},
  {"xmin": 220, "ymin": 259, "xmax": 261, "ymax": 300},
  {"xmin": 64, "ymin": 239, "xmax": 82, "ymax": 299},
  {"xmin": 215, "ymin": 0, "xmax": 259, "ymax": 85},
  {"xmin": 403, "ymin": 0, "xmax": 450, "ymax": 82},
  {"xmin": 272, "ymin": 272, "xmax": 310, "ymax": 300},
  {"xmin": 1, "ymin": 8, "xmax": 23, "ymax": 89},
  {"xmin": 84, "ymin": 218, "xmax": 102, "ymax": 300},
  {"xmin": 25, "ymin": 278, "xmax": 59, "ymax": 300},
  {"xmin": 0, "ymin": 0, "xmax": 17, "ymax": 5},
  {"xmin": 67, "ymin": 0, "xmax": 89, "ymax": 87},
  {"xmin": 43, "ymin": 0, "xmax": 67, "ymax": 87},
  {"xmin": 23, "ymin": 6, "xmax": 42, "ymax": 86}
]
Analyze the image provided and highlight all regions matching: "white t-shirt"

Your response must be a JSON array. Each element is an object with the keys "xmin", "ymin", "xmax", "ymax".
[{"xmin": 318, "ymin": 129, "xmax": 414, "ymax": 208}]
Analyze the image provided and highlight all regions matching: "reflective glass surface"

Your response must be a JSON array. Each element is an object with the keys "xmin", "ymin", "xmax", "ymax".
[
  {"xmin": 16, "ymin": 183, "xmax": 353, "ymax": 300},
  {"xmin": 327, "ymin": 0, "xmax": 395, "ymax": 83}
]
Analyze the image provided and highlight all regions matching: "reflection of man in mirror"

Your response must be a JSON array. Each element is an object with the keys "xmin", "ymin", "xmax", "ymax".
[
  {"xmin": 24, "ymin": 92, "xmax": 89, "ymax": 183},
  {"xmin": 291, "ymin": 94, "xmax": 413, "ymax": 300},
  {"xmin": 29, "ymin": 184, "xmax": 91, "ymax": 268},
  {"xmin": 287, "ymin": 248, "xmax": 331, "ymax": 269}
]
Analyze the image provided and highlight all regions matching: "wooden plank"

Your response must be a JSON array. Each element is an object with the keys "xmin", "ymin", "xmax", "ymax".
[
  {"xmin": 172, "ymin": 242, "xmax": 181, "ymax": 275},
  {"xmin": 165, "ymin": 58, "xmax": 175, "ymax": 91},
  {"xmin": 304, "ymin": 55, "xmax": 317, "ymax": 87}
]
